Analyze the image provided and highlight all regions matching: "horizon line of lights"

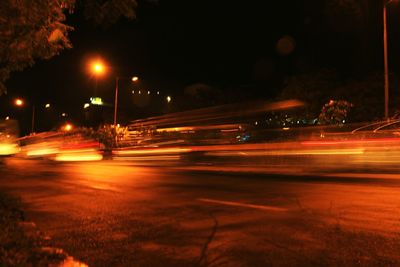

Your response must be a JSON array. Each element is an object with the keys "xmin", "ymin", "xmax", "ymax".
[{"xmin": 131, "ymin": 90, "xmax": 160, "ymax": 95}]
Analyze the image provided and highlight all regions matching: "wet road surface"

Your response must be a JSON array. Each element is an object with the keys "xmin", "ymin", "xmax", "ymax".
[{"xmin": 1, "ymin": 158, "xmax": 400, "ymax": 266}]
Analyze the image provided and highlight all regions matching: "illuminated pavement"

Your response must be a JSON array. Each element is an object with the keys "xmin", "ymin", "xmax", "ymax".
[{"xmin": 1, "ymin": 158, "xmax": 400, "ymax": 266}]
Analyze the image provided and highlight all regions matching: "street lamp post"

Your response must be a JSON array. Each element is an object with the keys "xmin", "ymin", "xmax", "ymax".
[
  {"xmin": 114, "ymin": 77, "xmax": 119, "ymax": 126},
  {"xmin": 31, "ymin": 105, "xmax": 35, "ymax": 133},
  {"xmin": 383, "ymin": 0, "xmax": 397, "ymax": 120},
  {"xmin": 384, "ymin": 1, "xmax": 389, "ymax": 119},
  {"xmin": 13, "ymin": 98, "xmax": 34, "ymax": 134},
  {"xmin": 13, "ymin": 99, "xmax": 48, "ymax": 134},
  {"xmin": 114, "ymin": 76, "xmax": 139, "ymax": 126},
  {"xmin": 31, "ymin": 104, "xmax": 51, "ymax": 134},
  {"xmin": 87, "ymin": 58, "xmax": 139, "ymax": 126}
]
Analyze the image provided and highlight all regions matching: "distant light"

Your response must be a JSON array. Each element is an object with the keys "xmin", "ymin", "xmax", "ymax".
[
  {"xmin": 83, "ymin": 103, "xmax": 90, "ymax": 109},
  {"xmin": 117, "ymin": 124, "xmax": 120, "ymax": 128},
  {"xmin": 276, "ymin": 35, "xmax": 296, "ymax": 55},
  {"xmin": 157, "ymin": 91, "xmax": 160, "ymax": 95},
  {"xmin": 283, "ymin": 127, "xmax": 290, "ymax": 130},
  {"xmin": 5, "ymin": 116, "xmax": 9, "ymax": 120},
  {"xmin": 255, "ymin": 121, "xmax": 258, "ymax": 125},
  {"xmin": 62, "ymin": 113, "xmax": 67, "ymax": 117},
  {"xmin": 45, "ymin": 103, "xmax": 51, "ymax": 108},
  {"xmin": 138, "ymin": 90, "xmax": 141, "ymax": 94},
  {"xmin": 131, "ymin": 76, "xmax": 139, "ymax": 82},
  {"xmin": 147, "ymin": 91, "xmax": 150, "ymax": 95},
  {"xmin": 64, "ymin": 124, "xmax": 72, "ymax": 131},
  {"xmin": 342, "ymin": 120, "xmax": 346, "ymax": 123},
  {"xmin": 15, "ymin": 99, "xmax": 23, "ymax": 106},
  {"xmin": 166, "ymin": 96, "xmax": 172, "ymax": 103},
  {"xmin": 132, "ymin": 90, "xmax": 135, "ymax": 94},
  {"xmin": 90, "ymin": 97, "xmax": 103, "ymax": 105}
]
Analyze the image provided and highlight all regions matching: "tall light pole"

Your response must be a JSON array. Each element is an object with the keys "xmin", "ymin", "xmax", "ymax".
[
  {"xmin": 31, "ymin": 104, "xmax": 49, "ymax": 133},
  {"xmin": 383, "ymin": 0, "xmax": 397, "ymax": 120},
  {"xmin": 384, "ymin": 0, "xmax": 389, "ymax": 119},
  {"xmin": 13, "ymin": 98, "xmax": 39, "ymax": 134},
  {"xmin": 87, "ymin": 58, "xmax": 139, "ymax": 126},
  {"xmin": 114, "ymin": 77, "xmax": 119, "ymax": 126},
  {"xmin": 31, "ymin": 105, "xmax": 35, "ymax": 133},
  {"xmin": 114, "ymin": 76, "xmax": 139, "ymax": 126}
]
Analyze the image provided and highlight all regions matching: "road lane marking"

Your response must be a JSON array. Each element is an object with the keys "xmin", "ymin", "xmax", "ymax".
[
  {"xmin": 322, "ymin": 173, "xmax": 400, "ymax": 180},
  {"xmin": 197, "ymin": 198, "xmax": 288, "ymax": 212}
]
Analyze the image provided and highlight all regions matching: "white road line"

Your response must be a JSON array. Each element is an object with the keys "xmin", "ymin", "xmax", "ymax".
[
  {"xmin": 197, "ymin": 198, "xmax": 288, "ymax": 212},
  {"xmin": 322, "ymin": 173, "xmax": 400, "ymax": 180}
]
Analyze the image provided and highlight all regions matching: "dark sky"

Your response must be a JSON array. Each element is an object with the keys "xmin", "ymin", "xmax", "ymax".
[
  {"xmin": 5, "ymin": 1, "xmax": 305, "ymax": 105},
  {"xmin": 4, "ymin": 0, "xmax": 400, "ymax": 129}
]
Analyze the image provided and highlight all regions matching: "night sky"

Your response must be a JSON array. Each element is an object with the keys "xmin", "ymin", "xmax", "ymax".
[{"xmin": 3, "ymin": 0, "xmax": 400, "ymax": 132}]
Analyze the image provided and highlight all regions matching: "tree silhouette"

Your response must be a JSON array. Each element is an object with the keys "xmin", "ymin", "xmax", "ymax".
[{"xmin": 0, "ymin": 0, "xmax": 137, "ymax": 94}]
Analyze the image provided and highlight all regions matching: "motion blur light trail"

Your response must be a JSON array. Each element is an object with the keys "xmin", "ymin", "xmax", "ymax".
[
  {"xmin": 129, "ymin": 99, "xmax": 304, "ymax": 128},
  {"xmin": 114, "ymin": 134, "xmax": 400, "ymax": 177},
  {"xmin": 110, "ymin": 100, "xmax": 400, "ymax": 177},
  {"xmin": 9, "ymin": 98, "xmax": 400, "ymax": 178},
  {"xmin": 114, "ymin": 147, "xmax": 191, "ymax": 155},
  {"xmin": 55, "ymin": 149, "xmax": 103, "ymax": 162},
  {"xmin": 0, "ymin": 143, "xmax": 19, "ymax": 156}
]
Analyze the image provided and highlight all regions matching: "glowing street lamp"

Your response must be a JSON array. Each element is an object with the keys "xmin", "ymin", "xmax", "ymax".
[
  {"xmin": 13, "ymin": 98, "xmax": 35, "ymax": 133},
  {"xmin": 91, "ymin": 61, "xmax": 106, "ymax": 76},
  {"xmin": 89, "ymin": 59, "xmax": 107, "ymax": 97},
  {"xmin": 14, "ymin": 98, "xmax": 24, "ymax": 106},
  {"xmin": 166, "ymin": 96, "xmax": 172, "ymax": 103},
  {"xmin": 87, "ymin": 57, "xmax": 141, "ymax": 126},
  {"xmin": 13, "ymin": 99, "xmax": 54, "ymax": 134}
]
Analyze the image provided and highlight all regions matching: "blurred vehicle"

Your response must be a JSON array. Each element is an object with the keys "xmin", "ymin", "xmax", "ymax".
[
  {"xmin": 55, "ymin": 135, "xmax": 103, "ymax": 162},
  {"xmin": 19, "ymin": 131, "xmax": 103, "ymax": 162},
  {"xmin": 19, "ymin": 132, "xmax": 63, "ymax": 159},
  {"xmin": 0, "ymin": 119, "xmax": 20, "ymax": 157}
]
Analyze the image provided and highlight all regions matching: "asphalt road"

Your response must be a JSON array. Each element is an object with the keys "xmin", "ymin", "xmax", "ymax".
[{"xmin": 1, "ymin": 158, "xmax": 400, "ymax": 266}]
